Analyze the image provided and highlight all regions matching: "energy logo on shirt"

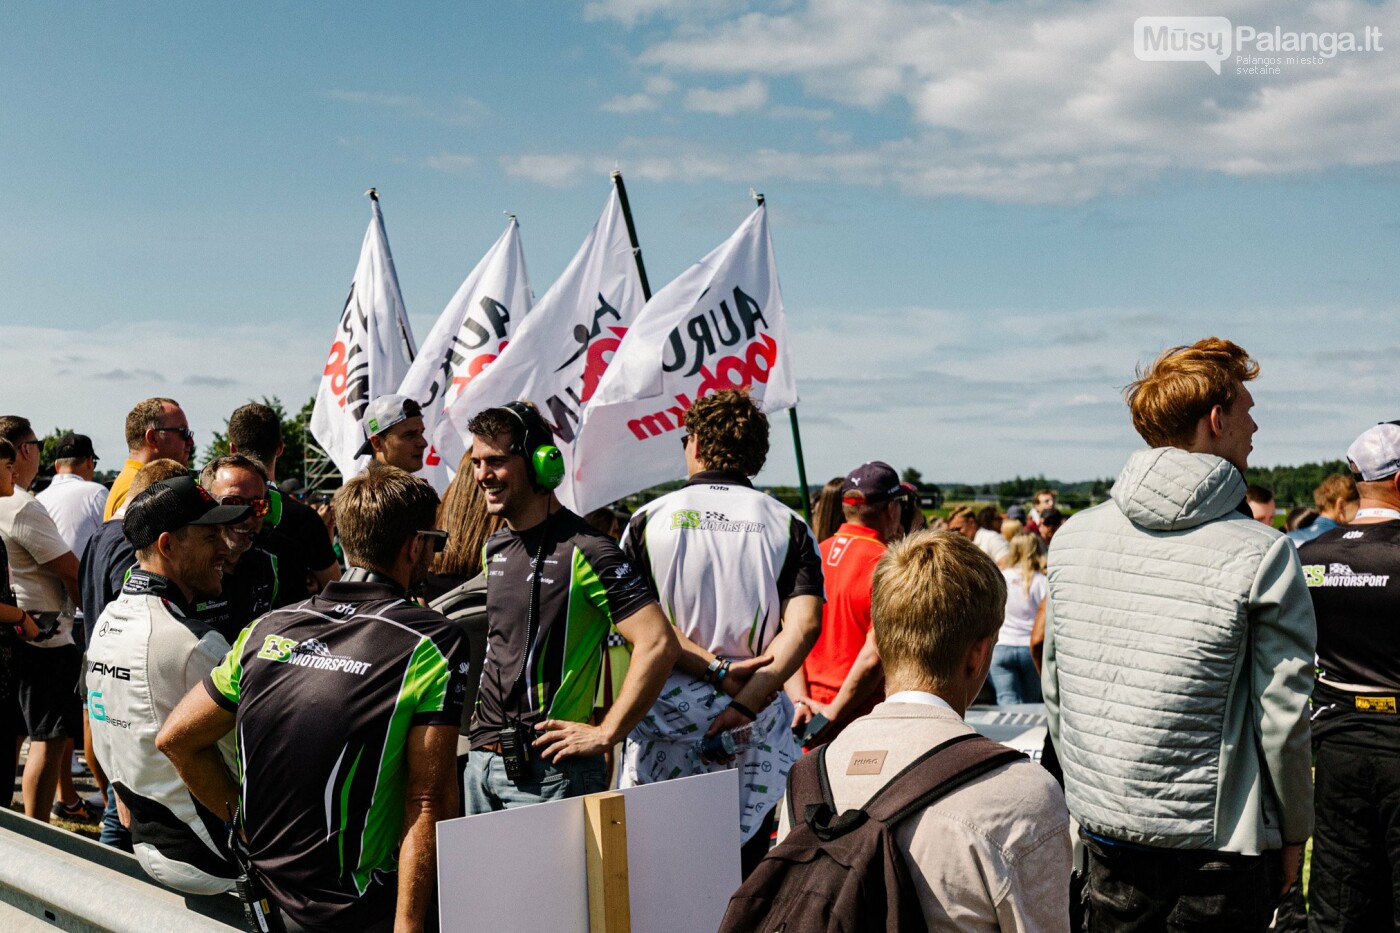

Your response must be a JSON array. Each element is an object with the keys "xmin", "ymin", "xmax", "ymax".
[
  {"xmin": 1303, "ymin": 563, "xmax": 1392, "ymax": 588},
  {"xmin": 668, "ymin": 509, "xmax": 765, "ymax": 534},
  {"xmin": 257, "ymin": 634, "xmax": 373, "ymax": 675}
]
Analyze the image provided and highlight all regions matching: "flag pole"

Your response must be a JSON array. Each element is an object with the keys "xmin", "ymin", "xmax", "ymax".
[
  {"xmin": 611, "ymin": 170, "xmax": 652, "ymax": 301},
  {"xmin": 751, "ymin": 190, "xmax": 813, "ymax": 524}
]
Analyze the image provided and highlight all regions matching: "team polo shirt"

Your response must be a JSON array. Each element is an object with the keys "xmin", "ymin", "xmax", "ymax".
[
  {"xmin": 203, "ymin": 580, "xmax": 468, "ymax": 932},
  {"xmin": 1300, "ymin": 520, "xmax": 1400, "ymax": 744},
  {"xmin": 471, "ymin": 508, "xmax": 655, "ymax": 750},
  {"xmin": 191, "ymin": 547, "xmax": 278, "ymax": 643},
  {"xmin": 623, "ymin": 470, "xmax": 825, "ymax": 657},
  {"xmin": 803, "ymin": 522, "xmax": 887, "ymax": 699}
]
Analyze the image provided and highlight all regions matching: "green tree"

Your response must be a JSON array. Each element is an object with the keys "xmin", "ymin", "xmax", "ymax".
[{"xmin": 902, "ymin": 466, "xmax": 924, "ymax": 486}]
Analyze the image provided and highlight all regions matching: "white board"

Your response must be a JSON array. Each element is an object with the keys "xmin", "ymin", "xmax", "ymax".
[{"xmin": 437, "ymin": 769, "xmax": 741, "ymax": 933}]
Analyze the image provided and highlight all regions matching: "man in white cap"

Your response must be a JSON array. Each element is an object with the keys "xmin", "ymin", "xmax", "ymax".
[
  {"xmin": 356, "ymin": 395, "xmax": 428, "ymax": 474},
  {"xmin": 1298, "ymin": 421, "xmax": 1400, "ymax": 931}
]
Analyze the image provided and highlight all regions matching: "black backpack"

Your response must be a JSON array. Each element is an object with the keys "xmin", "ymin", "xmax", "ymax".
[{"xmin": 719, "ymin": 732, "xmax": 1025, "ymax": 933}]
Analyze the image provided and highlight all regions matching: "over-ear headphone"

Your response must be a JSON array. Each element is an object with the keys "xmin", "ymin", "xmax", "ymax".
[
  {"xmin": 500, "ymin": 401, "xmax": 565, "ymax": 491},
  {"xmin": 265, "ymin": 485, "xmax": 283, "ymax": 528}
]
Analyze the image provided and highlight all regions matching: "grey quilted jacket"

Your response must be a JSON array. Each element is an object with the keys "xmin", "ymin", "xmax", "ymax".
[{"xmin": 1042, "ymin": 447, "xmax": 1315, "ymax": 854}]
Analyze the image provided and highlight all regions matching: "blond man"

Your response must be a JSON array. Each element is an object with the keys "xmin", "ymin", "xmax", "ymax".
[
  {"xmin": 1043, "ymin": 337, "xmax": 1315, "ymax": 931},
  {"xmin": 778, "ymin": 531, "xmax": 1070, "ymax": 931}
]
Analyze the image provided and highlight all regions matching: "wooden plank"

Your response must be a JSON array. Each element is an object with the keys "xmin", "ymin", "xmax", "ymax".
[{"xmin": 583, "ymin": 792, "xmax": 631, "ymax": 933}]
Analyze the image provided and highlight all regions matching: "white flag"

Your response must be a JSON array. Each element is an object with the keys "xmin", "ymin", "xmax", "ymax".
[
  {"xmin": 570, "ymin": 205, "xmax": 796, "ymax": 514},
  {"xmin": 310, "ymin": 195, "xmax": 418, "ymax": 480},
  {"xmin": 399, "ymin": 218, "xmax": 533, "ymax": 491},
  {"xmin": 437, "ymin": 181, "xmax": 646, "ymax": 510}
]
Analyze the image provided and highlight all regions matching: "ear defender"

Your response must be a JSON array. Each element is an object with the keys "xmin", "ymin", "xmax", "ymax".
[
  {"xmin": 532, "ymin": 446, "xmax": 565, "ymax": 490},
  {"xmin": 265, "ymin": 486, "xmax": 283, "ymax": 527},
  {"xmin": 500, "ymin": 401, "xmax": 565, "ymax": 491}
]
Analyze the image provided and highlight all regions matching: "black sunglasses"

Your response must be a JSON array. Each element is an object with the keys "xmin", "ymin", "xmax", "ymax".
[
  {"xmin": 417, "ymin": 530, "xmax": 449, "ymax": 553},
  {"xmin": 153, "ymin": 426, "xmax": 195, "ymax": 443}
]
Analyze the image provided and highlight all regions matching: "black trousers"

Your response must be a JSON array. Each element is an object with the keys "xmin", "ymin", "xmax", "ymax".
[
  {"xmin": 1308, "ymin": 738, "xmax": 1400, "ymax": 932},
  {"xmin": 1082, "ymin": 833, "xmax": 1281, "ymax": 932}
]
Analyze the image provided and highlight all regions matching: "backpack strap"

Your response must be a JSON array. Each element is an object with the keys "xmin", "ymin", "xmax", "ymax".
[
  {"xmin": 785, "ymin": 743, "xmax": 835, "ymax": 829},
  {"xmin": 861, "ymin": 732, "xmax": 1026, "ymax": 828}
]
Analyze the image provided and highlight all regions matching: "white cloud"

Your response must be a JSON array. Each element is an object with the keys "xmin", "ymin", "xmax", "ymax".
[
  {"xmin": 768, "ymin": 104, "xmax": 832, "ymax": 121},
  {"xmin": 644, "ymin": 75, "xmax": 678, "ymax": 95},
  {"xmin": 499, "ymin": 153, "xmax": 588, "ymax": 187},
  {"xmin": 554, "ymin": 0, "xmax": 1400, "ymax": 203},
  {"xmin": 583, "ymin": 0, "xmax": 752, "ymax": 29},
  {"xmin": 684, "ymin": 78, "xmax": 769, "ymax": 115},
  {"xmin": 0, "ymin": 322, "xmax": 328, "ymax": 465},
  {"xmin": 602, "ymin": 92, "xmax": 661, "ymax": 113}
]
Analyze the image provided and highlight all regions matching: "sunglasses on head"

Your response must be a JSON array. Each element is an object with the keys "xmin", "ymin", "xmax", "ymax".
[{"xmin": 218, "ymin": 495, "xmax": 270, "ymax": 518}]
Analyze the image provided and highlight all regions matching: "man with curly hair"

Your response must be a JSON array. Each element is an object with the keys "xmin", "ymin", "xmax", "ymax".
[{"xmin": 618, "ymin": 389, "xmax": 824, "ymax": 877}]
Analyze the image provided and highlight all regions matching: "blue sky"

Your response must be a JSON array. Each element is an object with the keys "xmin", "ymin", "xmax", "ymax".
[{"xmin": 3, "ymin": 0, "xmax": 1398, "ymax": 491}]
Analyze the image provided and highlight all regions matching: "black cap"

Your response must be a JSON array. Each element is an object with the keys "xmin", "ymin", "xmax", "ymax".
[
  {"xmin": 123, "ymin": 476, "xmax": 250, "ymax": 550},
  {"xmin": 54, "ymin": 433, "xmax": 97, "ymax": 462}
]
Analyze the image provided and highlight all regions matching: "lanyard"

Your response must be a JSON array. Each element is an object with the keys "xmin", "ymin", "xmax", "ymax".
[{"xmin": 1354, "ymin": 508, "xmax": 1400, "ymax": 521}]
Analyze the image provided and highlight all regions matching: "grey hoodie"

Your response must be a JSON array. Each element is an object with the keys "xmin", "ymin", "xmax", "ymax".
[{"xmin": 1043, "ymin": 447, "xmax": 1315, "ymax": 854}]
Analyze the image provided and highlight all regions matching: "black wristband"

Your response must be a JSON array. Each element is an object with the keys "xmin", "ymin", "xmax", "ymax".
[{"xmin": 728, "ymin": 700, "xmax": 757, "ymax": 721}]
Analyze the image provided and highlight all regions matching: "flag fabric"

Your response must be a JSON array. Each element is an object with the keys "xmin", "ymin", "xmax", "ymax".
[
  {"xmin": 570, "ymin": 205, "xmax": 795, "ymax": 514},
  {"xmin": 399, "ymin": 218, "xmax": 533, "ymax": 491},
  {"xmin": 310, "ymin": 195, "xmax": 418, "ymax": 480},
  {"xmin": 437, "ymin": 181, "xmax": 646, "ymax": 510}
]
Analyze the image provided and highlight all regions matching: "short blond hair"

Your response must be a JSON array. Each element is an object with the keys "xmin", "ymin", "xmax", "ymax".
[
  {"xmin": 872, "ymin": 530, "xmax": 1006, "ymax": 691},
  {"xmin": 1125, "ymin": 338, "xmax": 1258, "ymax": 449}
]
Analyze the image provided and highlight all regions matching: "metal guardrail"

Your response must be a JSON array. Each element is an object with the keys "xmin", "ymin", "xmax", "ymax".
[{"xmin": 0, "ymin": 807, "xmax": 246, "ymax": 932}]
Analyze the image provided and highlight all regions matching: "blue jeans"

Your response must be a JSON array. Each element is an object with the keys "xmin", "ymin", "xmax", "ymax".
[
  {"xmin": 989, "ymin": 644, "xmax": 1042, "ymax": 705},
  {"xmin": 462, "ymin": 750, "xmax": 608, "ymax": 814},
  {"xmin": 99, "ymin": 789, "xmax": 132, "ymax": 852}
]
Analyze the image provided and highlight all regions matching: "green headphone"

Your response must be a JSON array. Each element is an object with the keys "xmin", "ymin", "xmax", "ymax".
[
  {"xmin": 265, "ymin": 485, "xmax": 283, "ymax": 527},
  {"xmin": 501, "ymin": 402, "xmax": 565, "ymax": 491}
]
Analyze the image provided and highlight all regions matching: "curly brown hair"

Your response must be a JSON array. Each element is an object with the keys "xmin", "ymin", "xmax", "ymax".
[{"xmin": 684, "ymin": 390, "xmax": 768, "ymax": 477}]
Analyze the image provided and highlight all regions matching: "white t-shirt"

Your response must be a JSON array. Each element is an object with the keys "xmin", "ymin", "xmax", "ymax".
[
  {"xmin": 998, "ymin": 567, "xmax": 1046, "ymax": 648},
  {"xmin": 36, "ymin": 474, "xmax": 108, "ymax": 559},
  {"xmin": 0, "ymin": 489, "xmax": 76, "ymax": 646},
  {"xmin": 974, "ymin": 527, "xmax": 1009, "ymax": 563}
]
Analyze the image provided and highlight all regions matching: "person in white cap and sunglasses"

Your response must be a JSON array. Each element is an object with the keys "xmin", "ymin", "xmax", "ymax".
[
  {"xmin": 356, "ymin": 394, "xmax": 428, "ymax": 474},
  {"xmin": 1298, "ymin": 421, "xmax": 1400, "ymax": 932}
]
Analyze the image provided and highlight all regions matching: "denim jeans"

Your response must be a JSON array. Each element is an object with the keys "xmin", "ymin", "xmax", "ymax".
[
  {"xmin": 989, "ymin": 644, "xmax": 1042, "ymax": 705},
  {"xmin": 462, "ymin": 750, "xmax": 608, "ymax": 814},
  {"xmin": 99, "ymin": 790, "xmax": 132, "ymax": 852},
  {"xmin": 1082, "ymin": 832, "xmax": 1282, "ymax": 932}
]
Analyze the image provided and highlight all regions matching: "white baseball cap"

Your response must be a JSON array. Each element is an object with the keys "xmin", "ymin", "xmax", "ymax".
[
  {"xmin": 1347, "ymin": 421, "xmax": 1400, "ymax": 482},
  {"xmin": 355, "ymin": 395, "xmax": 422, "ymax": 457}
]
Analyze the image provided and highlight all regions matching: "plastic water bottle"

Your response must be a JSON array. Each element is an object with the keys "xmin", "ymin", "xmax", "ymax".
[{"xmin": 693, "ymin": 722, "xmax": 755, "ymax": 762}]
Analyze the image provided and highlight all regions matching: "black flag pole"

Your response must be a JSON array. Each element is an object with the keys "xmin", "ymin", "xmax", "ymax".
[
  {"xmin": 611, "ymin": 170, "xmax": 652, "ymax": 302},
  {"xmin": 751, "ymin": 190, "xmax": 813, "ymax": 524}
]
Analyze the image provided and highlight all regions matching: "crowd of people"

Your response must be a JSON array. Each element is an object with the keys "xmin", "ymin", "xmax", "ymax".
[{"xmin": 0, "ymin": 334, "xmax": 1396, "ymax": 931}]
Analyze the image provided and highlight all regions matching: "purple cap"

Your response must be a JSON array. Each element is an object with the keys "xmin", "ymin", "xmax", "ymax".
[{"xmin": 841, "ymin": 461, "xmax": 903, "ymax": 505}]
